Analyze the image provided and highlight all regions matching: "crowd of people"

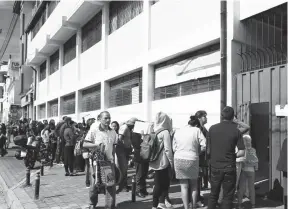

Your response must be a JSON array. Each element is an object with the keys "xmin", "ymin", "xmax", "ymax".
[{"xmin": 0, "ymin": 106, "xmax": 286, "ymax": 209}]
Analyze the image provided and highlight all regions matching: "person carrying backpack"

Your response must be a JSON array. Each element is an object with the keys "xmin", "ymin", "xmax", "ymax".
[{"xmin": 149, "ymin": 112, "xmax": 174, "ymax": 209}]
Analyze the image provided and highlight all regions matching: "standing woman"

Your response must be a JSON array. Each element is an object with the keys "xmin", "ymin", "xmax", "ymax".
[
  {"xmin": 173, "ymin": 116, "xmax": 206, "ymax": 209},
  {"xmin": 150, "ymin": 112, "xmax": 174, "ymax": 209}
]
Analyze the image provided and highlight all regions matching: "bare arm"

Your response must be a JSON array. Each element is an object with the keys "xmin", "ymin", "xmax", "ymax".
[
  {"xmin": 236, "ymin": 149, "xmax": 245, "ymax": 158},
  {"xmin": 234, "ymin": 118, "xmax": 250, "ymax": 134},
  {"xmin": 163, "ymin": 131, "xmax": 174, "ymax": 168}
]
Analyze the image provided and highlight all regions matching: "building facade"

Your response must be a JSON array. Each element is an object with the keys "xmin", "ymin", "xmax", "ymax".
[
  {"xmin": 22, "ymin": 0, "xmax": 222, "ymax": 129},
  {"xmin": 21, "ymin": 0, "xmax": 287, "ymax": 193}
]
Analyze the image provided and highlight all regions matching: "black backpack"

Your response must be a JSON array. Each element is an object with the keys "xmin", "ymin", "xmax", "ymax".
[{"xmin": 140, "ymin": 128, "xmax": 166, "ymax": 162}]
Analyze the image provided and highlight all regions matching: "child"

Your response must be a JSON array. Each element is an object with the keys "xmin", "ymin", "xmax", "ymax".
[{"xmin": 238, "ymin": 135, "xmax": 258, "ymax": 208}]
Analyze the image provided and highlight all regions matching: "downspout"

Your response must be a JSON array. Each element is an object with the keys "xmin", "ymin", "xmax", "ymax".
[
  {"xmin": 220, "ymin": 0, "xmax": 227, "ymax": 120},
  {"xmin": 30, "ymin": 66, "xmax": 37, "ymax": 120}
]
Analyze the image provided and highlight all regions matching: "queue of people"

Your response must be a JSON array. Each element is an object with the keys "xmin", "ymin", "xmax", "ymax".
[{"xmin": 1, "ymin": 105, "xmax": 286, "ymax": 209}]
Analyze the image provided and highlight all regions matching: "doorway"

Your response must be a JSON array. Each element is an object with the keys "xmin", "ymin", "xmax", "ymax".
[{"xmin": 250, "ymin": 102, "xmax": 270, "ymax": 193}]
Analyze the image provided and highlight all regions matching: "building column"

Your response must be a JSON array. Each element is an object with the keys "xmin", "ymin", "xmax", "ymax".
[
  {"xmin": 45, "ymin": 102, "xmax": 48, "ymax": 119},
  {"xmin": 101, "ymin": 2, "xmax": 109, "ymax": 110},
  {"xmin": 59, "ymin": 45, "xmax": 64, "ymax": 90},
  {"xmin": 75, "ymin": 29, "xmax": 81, "ymax": 121},
  {"xmin": 46, "ymin": 57, "xmax": 50, "ymax": 97},
  {"xmin": 142, "ymin": 0, "xmax": 153, "ymax": 122},
  {"xmin": 36, "ymin": 105, "xmax": 39, "ymax": 120},
  {"xmin": 58, "ymin": 97, "xmax": 61, "ymax": 121}
]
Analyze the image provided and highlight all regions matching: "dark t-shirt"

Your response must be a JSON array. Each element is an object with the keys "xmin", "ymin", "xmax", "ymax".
[{"xmin": 208, "ymin": 121, "xmax": 244, "ymax": 169}]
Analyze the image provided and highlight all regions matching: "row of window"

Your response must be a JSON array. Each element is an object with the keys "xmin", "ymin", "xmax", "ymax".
[{"xmin": 39, "ymin": 72, "xmax": 219, "ymax": 118}]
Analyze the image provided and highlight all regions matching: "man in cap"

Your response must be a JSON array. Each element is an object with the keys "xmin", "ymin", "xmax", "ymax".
[{"xmin": 116, "ymin": 117, "xmax": 138, "ymax": 193}]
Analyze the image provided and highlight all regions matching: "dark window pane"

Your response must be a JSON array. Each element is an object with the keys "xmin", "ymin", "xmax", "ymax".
[
  {"xmin": 82, "ymin": 11, "xmax": 102, "ymax": 53},
  {"xmin": 39, "ymin": 104, "xmax": 46, "ymax": 119},
  {"xmin": 154, "ymin": 75, "xmax": 220, "ymax": 100},
  {"xmin": 109, "ymin": 1, "xmax": 143, "ymax": 34},
  {"xmin": 62, "ymin": 94, "xmax": 75, "ymax": 115},
  {"xmin": 109, "ymin": 71, "xmax": 142, "ymax": 107},
  {"xmin": 48, "ymin": 1, "xmax": 59, "ymax": 17},
  {"xmin": 63, "ymin": 34, "xmax": 76, "ymax": 65},
  {"xmin": 39, "ymin": 61, "xmax": 46, "ymax": 81},
  {"xmin": 49, "ymin": 100, "xmax": 58, "ymax": 117},
  {"xmin": 50, "ymin": 50, "xmax": 59, "ymax": 75},
  {"xmin": 81, "ymin": 85, "xmax": 101, "ymax": 112}
]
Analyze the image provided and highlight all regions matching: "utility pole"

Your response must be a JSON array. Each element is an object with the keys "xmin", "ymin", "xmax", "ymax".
[{"xmin": 220, "ymin": 0, "xmax": 227, "ymax": 120}]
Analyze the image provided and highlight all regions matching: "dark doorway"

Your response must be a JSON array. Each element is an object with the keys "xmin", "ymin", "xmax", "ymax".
[{"xmin": 250, "ymin": 102, "xmax": 270, "ymax": 193}]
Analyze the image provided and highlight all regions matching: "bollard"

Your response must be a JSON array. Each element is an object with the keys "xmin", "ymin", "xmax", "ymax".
[
  {"xmin": 34, "ymin": 172, "xmax": 40, "ymax": 200},
  {"xmin": 40, "ymin": 165, "xmax": 44, "ymax": 176},
  {"xmin": 26, "ymin": 168, "xmax": 31, "ymax": 186},
  {"xmin": 131, "ymin": 175, "xmax": 136, "ymax": 202}
]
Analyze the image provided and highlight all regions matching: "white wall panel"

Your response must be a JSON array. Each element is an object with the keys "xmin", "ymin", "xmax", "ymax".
[
  {"xmin": 151, "ymin": 0, "xmax": 220, "ymax": 50},
  {"xmin": 107, "ymin": 14, "xmax": 145, "ymax": 69},
  {"xmin": 48, "ymin": 71, "xmax": 60, "ymax": 98},
  {"xmin": 152, "ymin": 90, "xmax": 220, "ymax": 129},
  {"xmin": 61, "ymin": 59, "xmax": 77, "ymax": 94},
  {"xmin": 80, "ymin": 42, "xmax": 102, "ymax": 87},
  {"xmin": 38, "ymin": 80, "xmax": 47, "ymax": 102}
]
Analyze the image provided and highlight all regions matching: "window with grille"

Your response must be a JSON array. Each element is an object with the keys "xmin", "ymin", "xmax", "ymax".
[
  {"xmin": 151, "ymin": 0, "xmax": 159, "ymax": 5},
  {"xmin": 39, "ymin": 104, "xmax": 46, "ymax": 119},
  {"xmin": 154, "ymin": 75, "xmax": 220, "ymax": 100},
  {"xmin": 62, "ymin": 94, "xmax": 75, "ymax": 115},
  {"xmin": 81, "ymin": 85, "xmax": 101, "ymax": 112},
  {"xmin": 39, "ymin": 61, "xmax": 46, "ymax": 81},
  {"xmin": 50, "ymin": 50, "xmax": 59, "ymax": 75},
  {"xmin": 31, "ymin": 8, "xmax": 47, "ymax": 39},
  {"xmin": 109, "ymin": 1, "xmax": 143, "ymax": 34},
  {"xmin": 109, "ymin": 71, "xmax": 142, "ymax": 108},
  {"xmin": 49, "ymin": 100, "xmax": 58, "ymax": 117},
  {"xmin": 82, "ymin": 11, "xmax": 102, "ymax": 53},
  {"xmin": 63, "ymin": 34, "xmax": 76, "ymax": 66}
]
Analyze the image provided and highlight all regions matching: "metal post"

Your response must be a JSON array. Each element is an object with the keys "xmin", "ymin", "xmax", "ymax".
[
  {"xmin": 220, "ymin": 0, "xmax": 227, "ymax": 119},
  {"xmin": 131, "ymin": 175, "xmax": 136, "ymax": 202},
  {"xmin": 34, "ymin": 172, "xmax": 40, "ymax": 200},
  {"xmin": 26, "ymin": 168, "xmax": 30, "ymax": 186},
  {"xmin": 40, "ymin": 164, "xmax": 44, "ymax": 176}
]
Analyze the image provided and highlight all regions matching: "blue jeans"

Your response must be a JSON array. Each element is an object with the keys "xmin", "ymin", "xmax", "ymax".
[{"xmin": 208, "ymin": 167, "xmax": 236, "ymax": 209}]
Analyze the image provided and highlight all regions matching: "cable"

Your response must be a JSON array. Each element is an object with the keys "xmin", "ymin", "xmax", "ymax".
[{"xmin": 0, "ymin": 13, "xmax": 19, "ymax": 62}]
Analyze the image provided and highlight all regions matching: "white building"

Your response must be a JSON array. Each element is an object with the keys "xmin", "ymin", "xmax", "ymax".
[{"xmin": 22, "ymin": 0, "xmax": 222, "ymax": 128}]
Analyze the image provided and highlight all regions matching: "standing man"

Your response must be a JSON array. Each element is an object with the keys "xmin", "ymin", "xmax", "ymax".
[
  {"xmin": 117, "ymin": 117, "xmax": 138, "ymax": 193},
  {"xmin": 207, "ymin": 106, "xmax": 245, "ymax": 209},
  {"xmin": 83, "ymin": 111, "xmax": 118, "ymax": 209}
]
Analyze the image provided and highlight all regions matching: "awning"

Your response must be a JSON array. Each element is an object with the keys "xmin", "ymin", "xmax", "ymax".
[{"xmin": 155, "ymin": 50, "xmax": 220, "ymax": 88}]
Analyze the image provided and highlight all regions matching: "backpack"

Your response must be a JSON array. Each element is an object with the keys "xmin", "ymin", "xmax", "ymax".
[
  {"xmin": 55, "ymin": 121, "xmax": 65, "ymax": 138},
  {"xmin": 140, "ymin": 128, "xmax": 166, "ymax": 162}
]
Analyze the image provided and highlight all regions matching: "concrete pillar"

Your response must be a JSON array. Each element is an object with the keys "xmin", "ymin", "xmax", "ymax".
[
  {"xmin": 58, "ymin": 97, "xmax": 61, "ymax": 121},
  {"xmin": 46, "ymin": 57, "xmax": 50, "ymax": 96},
  {"xmin": 101, "ymin": 3, "xmax": 109, "ymax": 110},
  {"xmin": 75, "ymin": 29, "xmax": 81, "ymax": 121},
  {"xmin": 59, "ymin": 45, "xmax": 64, "ymax": 90},
  {"xmin": 142, "ymin": 0, "xmax": 153, "ymax": 122},
  {"xmin": 36, "ymin": 105, "xmax": 39, "ymax": 120},
  {"xmin": 45, "ymin": 102, "xmax": 48, "ymax": 119}
]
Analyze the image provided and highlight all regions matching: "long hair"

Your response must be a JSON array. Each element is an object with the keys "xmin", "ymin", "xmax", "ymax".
[{"xmin": 188, "ymin": 115, "xmax": 200, "ymax": 127}]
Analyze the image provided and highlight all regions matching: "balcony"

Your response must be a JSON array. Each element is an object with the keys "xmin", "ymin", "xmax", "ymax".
[{"xmin": 26, "ymin": 0, "xmax": 104, "ymax": 65}]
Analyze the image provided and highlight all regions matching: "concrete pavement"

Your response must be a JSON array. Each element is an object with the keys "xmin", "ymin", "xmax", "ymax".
[{"xmin": 0, "ymin": 147, "xmax": 285, "ymax": 209}]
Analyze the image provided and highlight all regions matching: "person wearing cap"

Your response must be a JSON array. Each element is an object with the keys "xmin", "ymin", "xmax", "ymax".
[
  {"xmin": 207, "ymin": 106, "xmax": 245, "ymax": 209},
  {"xmin": 116, "ymin": 117, "xmax": 138, "ymax": 193}
]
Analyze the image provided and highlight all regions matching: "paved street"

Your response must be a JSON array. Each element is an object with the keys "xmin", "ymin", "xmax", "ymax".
[{"xmin": 0, "ymin": 147, "xmax": 285, "ymax": 209}]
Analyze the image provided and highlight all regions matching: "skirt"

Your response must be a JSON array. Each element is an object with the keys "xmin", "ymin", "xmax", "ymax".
[{"xmin": 174, "ymin": 158, "xmax": 199, "ymax": 180}]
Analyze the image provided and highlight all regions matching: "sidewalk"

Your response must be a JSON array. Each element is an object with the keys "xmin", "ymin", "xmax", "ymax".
[{"xmin": 0, "ymin": 149, "xmax": 285, "ymax": 209}]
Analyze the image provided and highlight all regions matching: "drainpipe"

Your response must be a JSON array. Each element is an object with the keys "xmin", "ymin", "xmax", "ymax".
[
  {"xmin": 220, "ymin": 0, "xmax": 227, "ymax": 120},
  {"xmin": 30, "ymin": 66, "xmax": 37, "ymax": 101}
]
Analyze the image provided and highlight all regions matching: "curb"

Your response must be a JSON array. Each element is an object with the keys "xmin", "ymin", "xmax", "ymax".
[{"xmin": 0, "ymin": 165, "xmax": 51, "ymax": 209}]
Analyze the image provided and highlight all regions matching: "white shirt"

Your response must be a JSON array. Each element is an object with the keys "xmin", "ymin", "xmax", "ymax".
[
  {"xmin": 173, "ymin": 126, "xmax": 206, "ymax": 161},
  {"xmin": 85, "ymin": 122, "xmax": 117, "ymax": 162}
]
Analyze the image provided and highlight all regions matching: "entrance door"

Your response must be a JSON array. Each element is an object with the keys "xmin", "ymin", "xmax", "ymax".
[{"xmin": 250, "ymin": 102, "xmax": 270, "ymax": 192}]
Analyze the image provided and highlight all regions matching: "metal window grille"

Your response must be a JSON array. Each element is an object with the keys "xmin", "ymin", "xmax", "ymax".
[
  {"xmin": 31, "ymin": 7, "xmax": 47, "ymax": 39},
  {"xmin": 154, "ymin": 75, "xmax": 220, "ymax": 100},
  {"xmin": 39, "ymin": 104, "xmax": 46, "ymax": 119},
  {"xmin": 237, "ymin": 3, "xmax": 287, "ymax": 72},
  {"xmin": 63, "ymin": 34, "xmax": 76, "ymax": 66},
  {"xmin": 0, "ymin": 87, "xmax": 3, "ymax": 99},
  {"xmin": 81, "ymin": 85, "xmax": 101, "ymax": 112},
  {"xmin": 50, "ymin": 50, "xmax": 59, "ymax": 75},
  {"xmin": 151, "ymin": 0, "xmax": 159, "ymax": 5},
  {"xmin": 62, "ymin": 94, "xmax": 75, "ymax": 115},
  {"xmin": 109, "ymin": 71, "xmax": 142, "ymax": 107},
  {"xmin": 49, "ymin": 100, "xmax": 58, "ymax": 117},
  {"xmin": 82, "ymin": 11, "xmax": 102, "ymax": 53},
  {"xmin": 109, "ymin": 1, "xmax": 143, "ymax": 34},
  {"xmin": 39, "ymin": 61, "xmax": 46, "ymax": 81}
]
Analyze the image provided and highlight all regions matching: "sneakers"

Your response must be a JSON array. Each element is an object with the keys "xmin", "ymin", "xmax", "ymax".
[
  {"xmin": 157, "ymin": 203, "xmax": 168, "ymax": 209},
  {"xmin": 165, "ymin": 199, "xmax": 174, "ymax": 209}
]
